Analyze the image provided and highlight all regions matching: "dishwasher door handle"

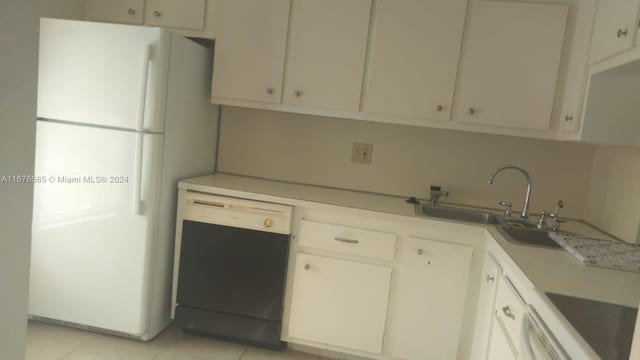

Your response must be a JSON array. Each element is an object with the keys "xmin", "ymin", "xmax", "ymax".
[{"xmin": 520, "ymin": 306, "xmax": 569, "ymax": 360}]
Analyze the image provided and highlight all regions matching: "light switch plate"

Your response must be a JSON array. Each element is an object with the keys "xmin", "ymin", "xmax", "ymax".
[{"xmin": 351, "ymin": 143, "xmax": 373, "ymax": 164}]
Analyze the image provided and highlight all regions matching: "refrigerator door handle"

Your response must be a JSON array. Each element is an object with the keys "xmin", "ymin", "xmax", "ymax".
[
  {"xmin": 137, "ymin": 45, "xmax": 152, "ymax": 132},
  {"xmin": 133, "ymin": 133, "xmax": 144, "ymax": 215},
  {"xmin": 133, "ymin": 45, "xmax": 152, "ymax": 215}
]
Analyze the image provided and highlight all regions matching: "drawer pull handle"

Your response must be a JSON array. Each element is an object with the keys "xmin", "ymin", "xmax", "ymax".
[
  {"xmin": 502, "ymin": 306, "xmax": 515, "ymax": 320},
  {"xmin": 334, "ymin": 237, "xmax": 359, "ymax": 244}
]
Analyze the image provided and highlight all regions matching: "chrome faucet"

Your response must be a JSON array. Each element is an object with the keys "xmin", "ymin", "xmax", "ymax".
[{"xmin": 488, "ymin": 165, "xmax": 532, "ymax": 220}]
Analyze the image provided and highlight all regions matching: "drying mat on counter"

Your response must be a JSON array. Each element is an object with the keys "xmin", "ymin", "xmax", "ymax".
[{"xmin": 549, "ymin": 232, "xmax": 640, "ymax": 273}]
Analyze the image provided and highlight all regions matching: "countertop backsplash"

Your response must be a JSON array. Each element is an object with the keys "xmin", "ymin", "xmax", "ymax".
[{"xmin": 217, "ymin": 106, "xmax": 595, "ymax": 219}]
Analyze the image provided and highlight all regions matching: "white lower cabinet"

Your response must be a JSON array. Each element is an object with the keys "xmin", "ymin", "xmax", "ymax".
[
  {"xmin": 486, "ymin": 319, "xmax": 517, "ymax": 360},
  {"xmin": 470, "ymin": 255, "xmax": 502, "ymax": 360},
  {"xmin": 287, "ymin": 253, "xmax": 392, "ymax": 354},
  {"xmin": 386, "ymin": 237, "xmax": 473, "ymax": 360}
]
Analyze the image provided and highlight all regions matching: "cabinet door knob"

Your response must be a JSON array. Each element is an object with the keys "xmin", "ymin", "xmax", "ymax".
[
  {"xmin": 294, "ymin": 90, "xmax": 303, "ymax": 98},
  {"xmin": 617, "ymin": 28, "xmax": 629, "ymax": 38},
  {"xmin": 304, "ymin": 264, "xmax": 311, "ymax": 270},
  {"xmin": 128, "ymin": 8, "xmax": 136, "ymax": 15},
  {"xmin": 436, "ymin": 105, "xmax": 444, "ymax": 112},
  {"xmin": 263, "ymin": 218, "xmax": 273, "ymax": 228},
  {"xmin": 486, "ymin": 275, "xmax": 495, "ymax": 282},
  {"xmin": 266, "ymin": 88, "xmax": 274, "ymax": 95},
  {"xmin": 564, "ymin": 115, "xmax": 573, "ymax": 122},
  {"xmin": 502, "ymin": 306, "xmax": 515, "ymax": 320},
  {"xmin": 417, "ymin": 248, "xmax": 424, "ymax": 255},
  {"xmin": 469, "ymin": 108, "xmax": 476, "ymax": 115},
  {"xmin": 153, "ymin": 11, "xmax": 162, "ymax": 17}
]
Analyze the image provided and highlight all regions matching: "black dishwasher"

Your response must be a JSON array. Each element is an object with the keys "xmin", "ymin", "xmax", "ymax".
[{"xmin": 174, "ymin": 193, "xmax": 293, "ymax": 350}]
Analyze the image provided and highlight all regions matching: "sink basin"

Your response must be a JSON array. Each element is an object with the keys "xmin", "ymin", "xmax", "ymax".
[
  {"xmin": 416, "ymin": 204, "xmax": 502, "ymax": 225},
  {"xmin": 498, "ymin": 226, "xmax": 562, "ymax": 249}
]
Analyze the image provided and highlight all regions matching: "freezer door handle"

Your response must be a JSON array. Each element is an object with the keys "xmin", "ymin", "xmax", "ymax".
[{"xmin": 137, "ymin": 45, "xmax": 152, "ymax": 131}]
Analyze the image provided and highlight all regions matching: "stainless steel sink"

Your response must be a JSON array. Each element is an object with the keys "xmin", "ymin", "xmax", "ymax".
[
  {"xmin": 415, "ymin": 204, "xmax": 502, "ymax": 225},
  {"xmin": 497, "ymin": 225, "xmax": 562, "ymax": 249}
]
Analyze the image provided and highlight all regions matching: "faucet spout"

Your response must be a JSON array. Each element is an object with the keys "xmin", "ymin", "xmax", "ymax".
[{"xmin": 488, "ymin": 165, "xmax": 532, "ymax": 220}]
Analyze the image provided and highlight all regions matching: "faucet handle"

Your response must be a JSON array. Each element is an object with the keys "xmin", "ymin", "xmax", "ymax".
[
  {"xmin": 498, "ymin": 201, "xmax": 513, "ymax": 218},
  {"xmin": 549, "ymin": 200, "xmax": 564, "ymax": 219},
  {"xmin": 537, "ymin": 211, "xmax": 548, "ymax": 229},
  {"xmin": 549, "ymin": 201, "xmax": 567, "ymax": 232}
]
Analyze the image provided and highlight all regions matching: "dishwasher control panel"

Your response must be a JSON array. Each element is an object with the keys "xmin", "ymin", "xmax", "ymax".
[{"xmin": 182, "ymin": 191, "xmax": 294, "ymax": 235}]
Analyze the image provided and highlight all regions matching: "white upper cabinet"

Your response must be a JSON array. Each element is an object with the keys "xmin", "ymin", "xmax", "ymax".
[
  {"xmin": 210, "ymin": 0, "xmax": 290, "ymax": 104},
  {"xmin": 86, "ymin": 0, "xmax": 144, "ymax": 25},
  {"xmin": 283, "ymin": 0, "xmax": 372, "ymax": 112},
  {"xmin": 364, "ymin": 0, "xmax": 468, "ymax": 121},
  {"xmin": 455, "ymin": 1, "xmax": 568, "ymax": 130},
  {"xmin": 287, "ymin": 253, "xmax": 392, "ymax": 354},
  {"xmin": 144, "ymin": 0, "xmax": 206, "ymax": 30},
  {"xmin": 589, "ymin": 0, "xmax": 640, "ymax": 64},
  {"xmin": 386, "ymin": 237, "xmax": 473, "ymax": 360},
  {"xmin": 86, "ymin": 0, "xmax": 209, "ymax": 34}
]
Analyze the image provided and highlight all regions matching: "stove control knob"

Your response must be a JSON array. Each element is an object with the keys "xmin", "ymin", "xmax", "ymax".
[{"xmin": 264, "ymin": 218, "xmax": 273, "ymax": 228}]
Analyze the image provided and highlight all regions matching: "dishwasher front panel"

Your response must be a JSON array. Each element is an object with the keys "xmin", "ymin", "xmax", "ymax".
[{"xmin": 175, "ymin": 219, "xmax": 290, "ymax": 348}]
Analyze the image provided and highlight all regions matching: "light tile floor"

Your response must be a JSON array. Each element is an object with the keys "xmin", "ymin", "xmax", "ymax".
[{"xmin": 26, "ymin": 321, "xmax": 326, "ymax": 360}]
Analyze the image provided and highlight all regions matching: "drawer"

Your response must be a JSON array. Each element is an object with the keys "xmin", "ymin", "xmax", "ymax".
[
  {"xmin": 494, "ymin": 275, "xmax": 526, "ymax": 352},
  {"xmin": 298, "ymin": 220, "xmax": 397, "ymax": 261}
]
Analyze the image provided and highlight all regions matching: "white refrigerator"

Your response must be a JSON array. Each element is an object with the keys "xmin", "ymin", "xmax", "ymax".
[{"xmin": 29, "ymin": 18, "xmax": 219, "ymax": 340}]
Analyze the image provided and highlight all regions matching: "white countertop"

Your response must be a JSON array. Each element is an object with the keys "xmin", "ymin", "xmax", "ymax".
[
  {"xmin": 487, "ymin": 226, "xmax": 640, "ymax": 308},
  {"xmin": 180, "ymin": 173, "xmax": 417, "ymax": 217},
  {"xmin": 180, "ymin": 173, "xmax": 640, "ymax": 306}
]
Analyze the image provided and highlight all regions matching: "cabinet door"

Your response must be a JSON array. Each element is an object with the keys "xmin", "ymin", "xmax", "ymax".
[
  {"xmin": 86, "ymin": 0, "xmax": 144, "ymax": 24},
  {"xmin": 486, "ymin": 319, "xmax": 517, "ymax": 360},
  {"xmin": 470, "ymin": 255, "xmax": 502, "ymax": 360},
  {"xmin": 590, "ymin": 0, "xmax": 640, "ymax": 63},
  {"xmin": 364, "ymin": 0, "xmax": 468, "ymax": 120},
  {"xmin": 283, "ymin": 0, "xmax": 372, "ymax": 111},
  {"xmin": 386, "ymin": 237, "xmax": 473, "ymax": 360},
  {"xmin": 455, "ymin": 1, "xmax": 568, "ymax": 130},
  {"xmin": 211, "ymin": 0, "xmax": 290, "ymax": 104},
  {"xmin": 145, "ymin": 0, "xmax": 206, "ymax": 30},
  {"xmin": 287, "ymin": 254, "xmax": 392, "ymax": 354}
]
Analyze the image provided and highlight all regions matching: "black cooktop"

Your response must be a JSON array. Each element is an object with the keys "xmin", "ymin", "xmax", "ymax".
[{"xmin": 546, "ymin": 292, "xmax": 638, "ymax": 360}]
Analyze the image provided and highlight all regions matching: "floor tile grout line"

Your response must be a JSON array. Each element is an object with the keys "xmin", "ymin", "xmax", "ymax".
[
  {"xmin": 57, "ymin": 342, "xmax": 85, "ymax": 360},
  {"xmin": 237, "ymin": 347, "xmax": 250, "ymax": 360}
]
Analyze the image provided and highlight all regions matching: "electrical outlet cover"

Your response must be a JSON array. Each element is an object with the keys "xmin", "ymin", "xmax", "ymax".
[{"xmin": 352, "ymin": 143, "xmax": 373, "ymax": 164}]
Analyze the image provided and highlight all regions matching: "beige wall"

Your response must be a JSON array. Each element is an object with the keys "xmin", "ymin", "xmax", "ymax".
[
  {"xmin": 0, "ymin": 1, "xmax": 39, "ymax": 358},
  {"xmin": 40, "ymin": 0, "xmax": 86, "ymax": 20},
  {"xmin": 585, "ymin": 146, "xmax": 640, "ymax": 243},
  {"xmin": 217, "ymin": 107, "xmax": 595, "ymax": 218},
  {"xmin": 0, "ymin": 2, "xmax": 86, "ymax": 358}
]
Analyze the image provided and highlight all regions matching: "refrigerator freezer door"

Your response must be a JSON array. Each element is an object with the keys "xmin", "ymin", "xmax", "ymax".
[
  {"xmin": 37, "ymin": 18, "xmax": 170, "ymax": 133},
  {"xmin": 29, "ymin": 120, "xmax": 164, "ymax": 335}
]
